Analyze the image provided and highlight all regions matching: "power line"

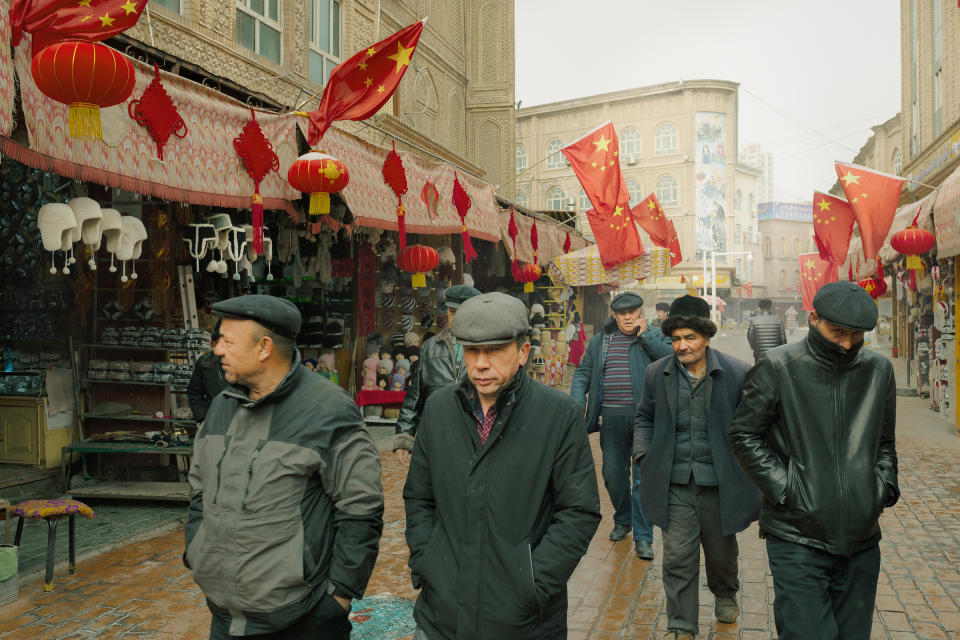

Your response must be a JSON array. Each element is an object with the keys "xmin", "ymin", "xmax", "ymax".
[{"xmin": 740, "ymin": 86, "xmax": 862, "ymax": 154}]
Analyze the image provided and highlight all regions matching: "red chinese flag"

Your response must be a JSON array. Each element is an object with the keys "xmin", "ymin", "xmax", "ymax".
[
  {"xmin": 631, "ymin": 192, "xmax": 672, "ymax": 245},
  {"xmin": 306, "ymin": 20, "xmax": 424, "ymax": 146},
  {"xmin": 834, "ymin": 162, "xmax": 904, "ymax": 261},
  {"xmin": 812, "ymin": 191, "xmax": 856, "ymax": 265},
  {"xmin": 799, "ymin": 252, "xmax": 839, "ymax": 312},
  {"xmin": 11, "ymin": 0, "xmax": 146, "ymax": 52},
  {"xmin": 561, "ymin": 121, "xmax": 644, "ymax": 269},
  {"xmin": 664, "ymin": 219, "xmax": 683, "ymax": 267}
]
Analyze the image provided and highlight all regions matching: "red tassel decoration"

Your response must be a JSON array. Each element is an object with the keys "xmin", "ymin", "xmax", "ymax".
[
  {"xmin": 531, "ymin": 219, "xmax": 539, "ymax": 265},
  {"xmin": 453, "ymin": 172, "xmax": 478, "ymax": 262},
  {"xmin": 563, "ymin": 231, "xmax": 572, "ymax": 254},
  {"xmin": 233, "ymin": 108, "xmax": 279, "ymax": 256},
  {"xmin": 383, "ymin": 141, "xmax": 409, "ymax": 249},
  {"xmin": 252, "ymin": 191, "xmax": 264, "ymax": 254},
  {"xmin": 848, "ymin": 263, "xmax": 853, "ymax": 281},
  {"xmin": 508, "ymin": 206, "xmax": 519, "ymax": 272}
]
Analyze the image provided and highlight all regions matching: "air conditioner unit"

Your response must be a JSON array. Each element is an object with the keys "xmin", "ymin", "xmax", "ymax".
[{"xmin": 627, "ymin": 155, "xmax": 637, "ymax": 165}]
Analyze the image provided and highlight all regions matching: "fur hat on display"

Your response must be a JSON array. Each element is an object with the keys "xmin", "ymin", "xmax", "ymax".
[
  {"xmin": 399, "ymin": 314, "xmax": 415, "ymax": 332},
  {"xmin": 115, "ymin": 216, "xmax": 147, "ymax": 283},
  {"xmin": 99, "ymin": 209, "xmax": 124, "ymax": 272},
  {"xmin": 184, "ymin": 223, "xmax": 217, "ymax": 272},
  {"xmin": 206, "ymin": 213, "xmax": 232, "ymax": 274},
  {"xmin": 404, "ymin": 331, "xmax": 422, "ymax": 348},
  {"xmin": 224, "ymin": 226, "xmax": 247, "ymax": 281},
  {"xmin": 68, "ymin": 197, "xmax": 103, "ymax": 270},
  {"xmin": 390, "ymin": 331, "xmax": 405, "ymax": 348},
  {"xmin": 438, "ymin": 246, "xmax": 456, "ymax": 266},
  {"xmin": 37, "ymin": 203, "xmax": 77, "ymax": 275}
]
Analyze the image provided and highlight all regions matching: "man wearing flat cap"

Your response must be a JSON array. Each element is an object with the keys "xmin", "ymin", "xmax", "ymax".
[
  {"xmin": 404, "ymin": 292, "xmax": 601, "ymax": 639},
  {"xmin": 571, "ymin": 290, "xmax": 671, "ymax": 559},
  {"xmin": 633, "ymin": 295, "xmax": 760, "ymax": 640},
  {"xmin": 393, "ymin": 284, "xmax": 481, "ymax": 462},
  {"xmin": 729, "ymin": 281, "xmax": 898, "ymax": 640},
  {"xmin": 185, "ymin": 295, "xmax": 384, "ymax": 639},
  {"xmin": 650, "ymin": 301, "xmax": 671, "ymax": 327}
]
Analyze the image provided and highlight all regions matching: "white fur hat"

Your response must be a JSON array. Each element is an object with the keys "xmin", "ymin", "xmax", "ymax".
[
  {"xmin": 116, "ymin": 216, "xmax": 147, "ymax": 282},
  {"xmin": 206, "ymin": 213, "xmax": 232, "ymax": 274},
  {"xmin": 38, "ymin": 203, "xmax": 77, "ymax": 274},
  {"xmin": 184, "ymin": 223, "xmax": 217, "ymax": 271},
  {"xmin": 438, "ymin": 246, "xmax": 455, "ymax": 266},
  {"xmin": 99, "ymin": 209, "xmax": 123, "ymax": 272},
  {"xmin": 225, "ymin": 226, "xmax": 247, "ymax": 281},
  {"xmin": 68, "ymin": 197, "xmax": 103, "ymax": 270}
]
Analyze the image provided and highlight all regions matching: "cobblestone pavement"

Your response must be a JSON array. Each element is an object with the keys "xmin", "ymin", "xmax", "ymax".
[{"xmin": 0, "ymin": 337, "xmax": 958, "ymax": 639}]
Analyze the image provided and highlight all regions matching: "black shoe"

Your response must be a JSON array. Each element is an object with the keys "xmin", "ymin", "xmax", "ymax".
[
  {"xmin": 609, "ymin": 524, "xmax": 632, "ymax": 541},
  {"xmin": 634, "ymin": 539, "xmax": 654, "ymax": 560}
]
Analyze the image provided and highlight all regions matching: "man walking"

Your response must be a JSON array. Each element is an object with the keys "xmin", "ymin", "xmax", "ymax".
[
  {"xmin": 571, "ymin": 292, "xmax": 671, "ymax": 559},
  {"xmin": 392, "ymin": 284, "xmax": 480, "ymax": 461},
  {"xmin": 186, "ymin": 295, "xmax": 384, "ymax": 639},
  {"xmin": 746, "ymin": 298, "xmax": 786, "ymax": 363},
  {"xmin": 633, "ymin": 295, "xmax": 760, "ymax": 640},
  {"xmin": 729, "ymin": 281, "xmax": 898, "ymax": 640},
  {"xmin": 404, "ymin": 292, "xmax": 601, "ymax": 639},
  {"xmin": 650, "ymin": 302, "xmax": 670, "ymax": 327}
]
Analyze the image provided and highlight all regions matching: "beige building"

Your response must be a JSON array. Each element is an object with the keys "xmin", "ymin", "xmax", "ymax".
[
  {"xmin": 121, "ymin": 0, "xmax": 515, "ymax": 194},
  {"xmin": 741, "ymin": 143, "xmax": 775, "ymax": 202},
  {"xmin": 757, "ymin": 202, "xmax": 815, "ymax": 312},
  {"xmin": 514, "ymin": 80, "xmax": 761, "ymax": 287},
  {"xmin": 828, "ymin": 114, "xmax": 902, "ymax": 196}
]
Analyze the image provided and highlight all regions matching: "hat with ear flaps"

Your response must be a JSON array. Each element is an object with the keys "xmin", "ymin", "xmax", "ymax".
[
  {"xmin": 98, "ymin": 209, "xmax": 124, "ymax": 272},
  {"xmin": 115, "ymin": 216, "xmax": 147, "ymax": 283},
  {"xmin": 184, "ymin": 223, "xmax": 217, "ymax": 271},
  {"xmin": 225, "ymin": 226, "xmax": 248, "ymax": 281},
  {"xmin": 68, "ymin": 197, "xmax": 103, "ymax": 270},
  {"xmin": 243, "ymin": 224, "xmax": 274, "ymax": 281},
  {"xmin": 205, "ymin": 213, "xmax": 232, "ymax": 274},
  {"xmin": 37, "ymin": 203, "xmax": 76, "ymax": 275}
]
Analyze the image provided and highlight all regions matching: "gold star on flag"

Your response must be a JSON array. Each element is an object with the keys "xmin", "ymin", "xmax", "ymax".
[
  {"xmin": 121, "ymin": 0, "xmax": 138, "ymax": 14},
  {"xmin": 377, "ymin": 85, "xmax": 385, "ymax": 94},
  {"xmin": 386, "ymin": 42, "xmax": 415, "ymax": 73},
  {"xmin": 363, "ymin": 77, "xmax": 373, "ymax": 87},
  {"xmin": 840, "ymin": 171, "xmax": 861, "ymax": 186},
  {"xmin": 861, "ymin": 192, "xmax": 868, "ymax": 198},
  {"xmin": 99, "ymin": 12, "xmax": 115, "ymax": 26},
  {"xmin": 852, "ymin": 197, "xmax": 859, "ymax": 204},
  {"xmin": 613, "ymin": 206, "xmax": 624, "ymax": 217},
  {"xmin": 614, "ymin": 151, "xmax": 619, "ymax": 157},
  {"xmin": 593, "ymin": 135, "xmax": 611, "ymax": 153},
  {"xmin": 591, "ymin": 162, "xmax": 597, "ymax": 168},
  {"xmin": 599, "ymin": 165, "xmax": 606, "ymax": 172},
  {"xmin": 367, "ymin": 47, "xmax": 376, "ymax": 56},
  {"xmin": 817, "ymin": 199, "xmax": 831, "ymax": 212},
  {"xmin": 77, "ymin": 0, "xmax": 91, "ymax": 6},
  {"xmin": 80, "ymin": 14, "xmax": 92, "ymax": 21},
  {"xmin": 358, "ymin": 61, "xmax": 368, "ymax": 71},
  {"xmin": 831, "ymin": 216, "xmax": 836, "ymax": 221},
  {"xmin": 608, "ymin": 160, "xmax": 615, "ymax": 167},
  {"xmin": 648, "ymin": 200, "xmax": 656, "ymax": 210},
  {"xmin": 805, "ymin": 259, "xmax": 816, "ymax": 270}
]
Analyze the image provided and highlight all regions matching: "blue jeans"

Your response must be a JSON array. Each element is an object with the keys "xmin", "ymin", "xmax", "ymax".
[{"xmin": 599, "ymin": 413, "xmax": 653, "ymax": 542}]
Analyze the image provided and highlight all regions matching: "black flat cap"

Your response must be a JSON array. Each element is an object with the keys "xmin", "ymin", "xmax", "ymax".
[
  {"xmin": 655, "ymin": 302, "xmax": 670, "ymax": 312},
  {"xmin": 668, "ymin": 295, "xmax": 710, "ymax": 319},
  {"xmin": 610, "ymin": 292, "xmax": 644, "ymax": 311},
  {"xmin": 452, "ymin": 292, "xmax": 529, "ymax": 346},
  {"xmin": 813, "ymin": 281, "xmax": 878, "ymax": 330},
  {"xmin": 444, "ymin": 284, "xmax": 481, "ymax": 309},
  {"xmin": 212, "ymin": 295, "xmax": 301, "ymax": 339}
]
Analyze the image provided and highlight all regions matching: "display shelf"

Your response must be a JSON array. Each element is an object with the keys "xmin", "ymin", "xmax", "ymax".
[
  {"xmin": 81, "ymin": 414, "xmax": 194, "ymax": 425},
  {"xmin": 81, "ymin": 344, "xmax": 202, "ymax": 352},
  {"xmin": 0, "ymin": 370, "xmax": 47, "ymax": 375},
  {"xmin": 81, "ymin": 378, "xmax": 188, "ymax": 391}
]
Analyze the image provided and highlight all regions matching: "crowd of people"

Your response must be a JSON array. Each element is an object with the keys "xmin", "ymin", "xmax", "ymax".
[{"xmin": 182, "ymin": 281, "xmax": 898, "ymax": 640}]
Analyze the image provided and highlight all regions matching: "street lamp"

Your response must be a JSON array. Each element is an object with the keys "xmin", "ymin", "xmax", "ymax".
[{"xmin": 701, "ymin": 250, "xmax": 754, "ymax": 325}]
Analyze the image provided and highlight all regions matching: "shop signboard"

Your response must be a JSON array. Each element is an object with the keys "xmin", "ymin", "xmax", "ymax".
[{"xmin": 934, "ymin": 163, "xmax": 960, "ymax": 258}]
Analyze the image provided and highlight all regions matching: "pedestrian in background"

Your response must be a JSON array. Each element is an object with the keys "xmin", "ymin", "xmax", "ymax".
[
  {"xmin": 186, "ymin": 295, "xmax": 384, "ymax": 640},
  {"xmin": 186, "ymin": 319, "xmax": 228, "ymax": 424},
  {"xmin": 650, "ymin": 301, "xmax": 670, "ymax": 327},
  {"xmin": 746, "ymin": 298, "xmax": 786, "ymax": 363},
  {"xmin": 633, "ymin": 295, "xmax": 760, "ymax": 640},
  {"xmin": 571, "ymin": 292, "xmax": 671, "ymax": 559},
  {"xmin": 404, "ymin": 292, "xmax": 600, "ymax": 639},
  {"xmin": 392, "ymin": 285, "xmax": 481, "ymax": 462},
  {"xmin": 729, "ymin": 281, "xmax": 898, "ymax": 640}
]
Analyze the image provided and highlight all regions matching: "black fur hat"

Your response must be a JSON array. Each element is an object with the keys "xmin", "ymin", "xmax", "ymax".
[{"xmin": 661, "ymin": 295, "xmax": 717, "ymax": 338}]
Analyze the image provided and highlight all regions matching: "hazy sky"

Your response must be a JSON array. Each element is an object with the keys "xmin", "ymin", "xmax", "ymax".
[{"xmin": 515, "ymin": 0, "xmax": 902, "ymax": 202}]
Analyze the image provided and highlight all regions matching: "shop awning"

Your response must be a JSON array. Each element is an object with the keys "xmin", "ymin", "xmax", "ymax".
[
  {"xmin": 933, "ymin": 162, "xmax": 960, "ymax": 259},
  {"xmin": 548, "ymin": 245, "xmax": 672, "ymax": 286},
  {"xmin": 301, "ymin": 123, "xmax": 501, "ymax": 242},
  {"xmin": 496, "ymin": 208, "xmax": 588, "ymax": 265}
]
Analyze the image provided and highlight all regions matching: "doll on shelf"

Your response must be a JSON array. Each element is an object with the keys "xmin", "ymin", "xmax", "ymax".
[
  {"xmin": 377, "ymin": 359, "xmax": 393, "ymax": 378},
  {"xmin": 390, "ymin": 372, "xmax": 406, "ymax": 392},
  {"xmin": 361, "ymin": 372, "xmax": 381, "ymax": 418},
  {"xmin": 545, "ymin": 340, "xmax": 567, "ymax": 387},
  {"xmin": 318, "ymin": 351, "xmax": 339, "ymax": 385},
  {"xmin": 395, "ymin": 358, "xmax": 411, "ymax": 383},
  {"xmin": 302, "ymin": 358, "xmax": 317, "ymax": 371},
  {"xmin": 362, "ymin": 353, "xmax": 380, "ymax": 379}
]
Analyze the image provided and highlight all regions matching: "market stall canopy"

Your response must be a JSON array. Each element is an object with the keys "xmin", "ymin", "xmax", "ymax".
[
  {"xmin": 844, "ymin": 188, "xmax": 937, "ymax": 279},
  {"xmin": 933, "ymin": 161, "xmax": 960, "ymax": 259},
  {"xmin": 496, "ymin": 208, "xmax": 587, "ymax": 265},
  {"xmin": 547, "ymin": 244, "xmax": 671, "ymax": 286}
]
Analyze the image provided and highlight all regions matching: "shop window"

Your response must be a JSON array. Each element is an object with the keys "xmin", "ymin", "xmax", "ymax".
[
  {"xmin": 655, "ymin": 175, "xmax": 678, "ymax": 206},
  {"xmin": 578, "ymin": 189, "xmax": 591, "ymax": 212},
  {"xmin": 625, "ymin": 178, "xmax": 643, "ymax": 208},
  {"xmin": 309, "ymin": 0, "xmax": 341, "ymax": 85},
  {"xmin": 620, "ymin": 127, "xmax": 642, "ymax": 160},
  {"xmin": 655, "ymin": 123, "xmax": 678, "ymax": 155},
  {"xmin": 515, "ymin": 144, "xmax": 527, "ymax": 174},
  {"xmin": 546, "ymin": 139, "xmax": 565, "ymax": 169},
  {"xmin": 546, "ymin": 186, "xmax": 567, "ymax": 211},
  {"xmin": 237, "ymin": 0, "xmax": 282, "ymax": 65}
]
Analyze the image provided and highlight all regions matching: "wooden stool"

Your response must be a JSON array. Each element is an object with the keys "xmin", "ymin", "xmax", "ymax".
[{"xmin": 12, "ymin": 499, "xmax": 96, "ymax": 591}]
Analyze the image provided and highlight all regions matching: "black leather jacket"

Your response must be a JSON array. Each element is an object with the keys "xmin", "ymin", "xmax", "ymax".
[
  {"xmin": 728, "ymin": 326, "xmax": 899, "ymax": 556},
  {"xmin": 746, "ymin": 311, "xmax": 786, "ymax": 358},
  {"xmin": 395, "ymin": 329, "xmax": 465, "ymax": 438}
]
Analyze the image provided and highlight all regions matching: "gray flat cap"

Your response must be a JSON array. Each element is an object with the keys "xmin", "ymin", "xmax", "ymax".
[
  {"xmin": 444, "ymin": 284, "xmax": 481, "ymax": 309},
  {"xmin": 611, "ymin": 292, "xmax": 644, "ymax": 311},
  {"xmin": 212, "ymin": 295, "xmax": 302, "ymax": 339},
  {"xmin": 452, "ymin": 292, "xmax": 529, "ymax": 346},
  {"xmin": 813, "ymin": 281, "xmax": 878, "ymax": 331}
]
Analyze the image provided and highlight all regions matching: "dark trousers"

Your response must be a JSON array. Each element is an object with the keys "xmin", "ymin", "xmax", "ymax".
[
  {"xmin": 662, "ymin": 479, "xmax": 739, "ymax": 634},
  {"xmin": 599, "ymin": 414, "xmax": 653, "ymax": 542},
  {"xmin": 766, "ymin": 535, "xmax": 881, "ymax": 640},
  {"xmin": 208, "ymin": 594, "xmax": 351, "ymax": 640}
]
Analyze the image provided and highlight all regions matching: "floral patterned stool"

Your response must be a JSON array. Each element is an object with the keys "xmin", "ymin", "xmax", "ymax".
[{"xmin": 12, "ymin": 499, "xmax": 96, "ymax": 591}]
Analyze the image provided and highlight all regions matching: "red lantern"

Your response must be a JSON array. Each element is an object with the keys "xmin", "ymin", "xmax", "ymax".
[
  {"xmin": 397, "ymin": 245, "xmax": 439, "ymax": 288},
  {"xmin": 31, "ymin": 41, "xmax": 135, "ymax": 139},
  {"xmin": 858, "ymin": 276, "xmax": 886, "ymax": 299},
  {"xmin": 514, "ymin": 263, "xmax": 542, "ymax": 293},
  {"xmin": 890, "ymin": 218, "xmax": 935, "ymax": 270},
  {"xmin": 287, "ymin": 151, "xmax": 350, "ymax": 216}
]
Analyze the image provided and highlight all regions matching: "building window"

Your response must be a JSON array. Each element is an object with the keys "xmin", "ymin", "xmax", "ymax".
[
  {"xmin": 655, "ymin": 123, "xmax": 678, "ymax": 155},
  {"xmin": 309, "ymin": 0, "xmax": 340, "ymax": 85},
  {"xmin": 794, "ymin": 270, "xmax": 800, "ymax": 288},
  {"xmin": 546, "ymin": 139, "xmax": 565, "ymax": 169},
  {"xmin": 515, "ymin": 190, "xmax": 528, "ymax": 208},
  {"xmin": 779, "ymin": 237, "xmax": 785, "ymax": 258},
  {"xmin": 515, "ymin": 144, "xmax": 527, "ymax": 175},
  {"xmin": 621, "ymin": 127, "xmax": 642, "ymax": 160},
  {"xmin": 793, "ymin": 238, "xmax": 801, "ymax": 257},
  {"xmin": 237, "ymin": 0, "xmax": 282, "ymax": 64},
  {"xmin": 546, "ymin": 186, "xmax": 567, "ymax": 211},
  {"xmin": 763, "ymin": 236, "xmax": 772, "ymax": 258},
  {"xmin": 655, "ymin": 175, "xmax": 678, "ymax": 206},
  {"xmin": 735, "ymin": 190, "xmax": 742, "ymax": 211},
  {"xmin": 152, "ymin": 0, "xmax": 182, "ymax": 13},
  {"xmin": 779, "ymin": 270, "xmax": 786, "ymax": 289},
  {"xmin": 894, "ymin": 150, "xmax": 902, "ymax": 176},
  {"xmin": 747, "ymin": 193, "xmax": 754, "ymax": 214},
  {"xmin": 578, "ymin": 189, "xmax": 591, "ymax": 212},
  {"xmin": 625, "ymin": 178, "xmax": 643, "ymax": 208}
]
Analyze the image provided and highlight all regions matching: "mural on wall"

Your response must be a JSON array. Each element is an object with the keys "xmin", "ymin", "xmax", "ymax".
[{"xmin": 695, "ymin": 112, "xmax": 727, "ymax": 259}]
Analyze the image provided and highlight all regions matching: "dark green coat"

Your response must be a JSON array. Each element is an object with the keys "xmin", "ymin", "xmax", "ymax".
[{"xmin": 403, "ymin": 372, "xmax": 601, "ymax": 639}]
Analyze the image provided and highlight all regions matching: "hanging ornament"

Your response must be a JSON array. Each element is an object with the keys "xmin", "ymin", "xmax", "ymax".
[
  {"xmin": 32, "ymin": 41, "xmax": 135, "ymax": 139},
  {"xmin": 507, "ymin": 206, "xmax": 519, "ymax": 272},
  {"xmin": 514, "ymin": 263, "xmax": 542, "ymax": 293},
  {"xmin": 128, "ymin": 63, "xmax": 188, "ymax": 160},
  {"xmin": 531, "ymin": 219, "xmax": 539, "ymax": 265},
  {"xmin": 891, "ymin": 208, "xmax": 935, "ymax": 271},
  {"xmin": 397, "ymin": 244, "xmax": 439, "ymax": 288},
  {"xmin": 857, "ymin": 258, "xmax": 886, "ymax": 300},
  {"xmin": 563, "ymin": 231, "xmax": 572, "ymax": 254},
  {"xmin": 233, "ymin": 108, "xmax": 279, "ymax": 255},
  {"xmin": 287, "ymin": 150, "xmax": 350, "ymax": 217},
  {"xmin": 382, "ymin": 141, "xmax": 409, "ymax": 249},
  {"xmin": 421, "ymin": 180, "xmax": 439, "ymax": 220},
  {"xmin": 452, "ymin": 172, "xmax": 478, "ymax": 263}
]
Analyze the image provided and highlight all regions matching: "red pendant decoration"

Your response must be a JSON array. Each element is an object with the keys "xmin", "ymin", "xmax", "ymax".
[
  {"xmin": 507, "ymin": 206, "xmax": 519, "ymax": 272},
  {"xmin": 858, "ymin": 259, "xmax": 887, "ymax": 299},
  {"xmin": 563, "ymin": 231, "xmax": 572, "ymax": 254},
  {"xmin": 514, "ymin": 263, "xmax": 542, "ymax": 293},
  {"xmin": 128, "ymin": 63, "xmax": 188, "ymax": 160},
  {"xmin": 452, "ymin": 172, "xmax": 478, "ymax": 263},
  {"xmin": 233, "ymin": 109, "xmax": 279, "ymax": 254},
  {"xmin": 287, "ymin": 151, "xmax": 350, "ymax": 217},
  {"xmin": 382, "ymin": 141, "xmax": 409, "ymax": 249},
  {"xmin": 31, "ymin": 41, "xmax": 135, "ymax": 139},
  {"xmin": 397, "ymin": 244, "xmax": 439, "ymax": 288},
  {"xmin": 531, "ymin": 219, "xmax": 539, "ymax": 265}
]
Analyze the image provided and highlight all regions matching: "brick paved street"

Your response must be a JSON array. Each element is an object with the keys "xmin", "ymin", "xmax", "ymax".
[{"xmin": 0, "ymin": 336, "xmax": 957, "ymax": 639}]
